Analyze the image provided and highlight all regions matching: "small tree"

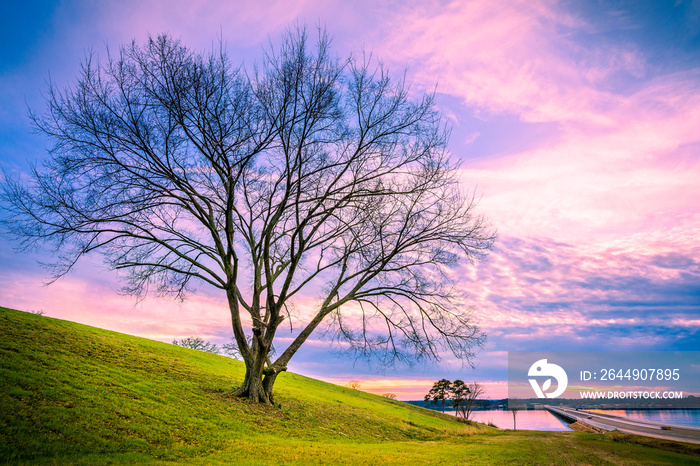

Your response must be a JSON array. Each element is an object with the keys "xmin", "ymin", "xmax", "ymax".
[
  {"xmin": 345, "ymin": 381, "xmax": 362, "ymax": 390},
  {"xmin": 381, "ymin": 393, "xmax": 397, "ymax": 400},
  {"xmin": 424, "ymin": 378, "xmax": 452, "ymax": 413},
  {"xmin": 1, "ymin": 25, "xmax": 494, "ymax": 404},
  {"xmin": 222, "ymin": 335, "xmax": 274, "ymax": 360},
  {"xmin": 508, "ymin": 398, "xmax": 525, "ymax": 430},
  {"xmin": 172, "ymin": 336, "xmax": 220, "ymax": 354},
  {"xmin": 221, "ymin": 341, "xmax": 243, "ymax": 360},
  {"xmin": 452, "ymin": 380, "xmax": 483, "ymax": 420},
  {"xmin": 450, "ymin": 379, "xmax": 470, "ymax": 417}
]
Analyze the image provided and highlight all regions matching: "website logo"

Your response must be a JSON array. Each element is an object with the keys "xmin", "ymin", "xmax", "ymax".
[{"xmin": 528, "ymin": 359, "xmax": 568, "ymax": 398}]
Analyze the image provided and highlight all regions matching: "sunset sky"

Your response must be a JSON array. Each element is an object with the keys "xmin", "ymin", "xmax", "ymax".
[{"xmin": 1, "ymin": 0, "xmax": 699, "ymax": 400}]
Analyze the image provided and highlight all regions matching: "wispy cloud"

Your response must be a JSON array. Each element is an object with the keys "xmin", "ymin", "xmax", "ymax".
[
  {"xmin": 1, "ymin": 0, "xmax": 698, "ymax": 398},
  {"xmin": 377, "ymin": 0, "xmax": 645, "ymax": 123},
  {"xmin": 365, "ymin": 1, "xmax": 700, "ymax": 358}
]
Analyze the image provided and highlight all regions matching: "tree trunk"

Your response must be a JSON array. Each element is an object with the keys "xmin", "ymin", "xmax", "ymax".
[
  {"xmin": 231, "ymin": 324, "xmax": 284, "ymax": 404},
  {"xmin": 234, "ymin": 357, "xmax": 277, "ymax": 404},
  {"xmin": 226, "ymin": 287, "xmax": 327, "ymax": 404},
  {"xmin": 227, "ymin": 288, "xmax": 279, "ymax": 404}
]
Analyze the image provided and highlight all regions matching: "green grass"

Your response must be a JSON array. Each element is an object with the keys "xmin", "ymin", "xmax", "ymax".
[{"xmin": 1, "ymin": 306, "xmax": 698, "ymax": 465}]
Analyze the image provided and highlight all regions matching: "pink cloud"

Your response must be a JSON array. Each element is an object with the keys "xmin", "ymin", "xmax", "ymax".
[
  {"xmin": 0, "ymin": 270, "xmax": 235, "ymax": 342},
  {"xmin": 370, "ymin": 1, "xmax": 700, "ymax": 251},
  {"xmin": 56, "ymin": 0, "xmax": 306, "ymax": 50},
  {"xmin": 376, "ymin": 0, "xmax": 644, "ymax": 124},
  {"xmin": 320, "ymin": 376, "xmax": 508, "ymax": 400},
  {"xmin": 2, "ymin": 0, "xmax": 697, "ymax": 391},
  {"xmin": 458, "ymin": 233, "xmax": 699, "ymax": 351},
  {"xmin": 458, "ymin": 74, "xmax": 700, "ymax": 244}
]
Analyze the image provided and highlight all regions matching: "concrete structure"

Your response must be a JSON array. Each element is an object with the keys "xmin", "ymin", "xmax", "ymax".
[{"xmin": 545, "ymin": 406, "xmax": 700, "ymax": 445}]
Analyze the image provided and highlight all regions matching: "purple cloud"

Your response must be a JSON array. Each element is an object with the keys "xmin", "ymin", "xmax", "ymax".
[{"xmin": 1, "ymin": 0, "xmax": 698, "ymax": 399}]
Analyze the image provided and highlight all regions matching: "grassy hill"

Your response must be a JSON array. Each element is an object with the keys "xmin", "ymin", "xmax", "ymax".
[{"xmin": 1, "ymin": 306, "xmax": 698, "ymax": 465}]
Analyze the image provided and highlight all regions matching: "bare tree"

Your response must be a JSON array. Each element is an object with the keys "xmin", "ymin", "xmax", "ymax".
[
  {"xmin": 508, "ymin": 398, "xmax": 525, "ymax": 430},
  {"xmin": 381, "ymin": 393, "xmax": 397, "ymax": 400},
  {"xmin": 1, "ymin": 25, "xmax": 494, "ymax": 404},
  {"xmin": 345, "ymin": 381, "xmax": 362, "ymax": 390},
  {"xmin": 222, "ymin": 341, "xmax": 244, "ymax": 360},
  {"xmin": 450, "ymin": 379, "xmax": 470, "ymax": 417},
  {"xmin": 173, "ymin": 336, "xmax": 220, "ymax": 354},
  {"xmin": 222, "ymin": 335, "xmax": 273, "ymax": 360},
  {"xmin": 452, "ymin": 380, "xmax": 484, "ymax": 420}
]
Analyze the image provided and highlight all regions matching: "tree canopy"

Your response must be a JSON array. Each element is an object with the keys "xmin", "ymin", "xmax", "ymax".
[
  {"xmin": 424, "ymin": 379, "xmax": 484, "ymax": 418},
  {"xmin": 452, "ymin": 380, "xmax": 484, "ymax": 420},
  {"xmin": 173, "ymin": 336, "xmax": 220, "ymax": 354},
  {"xmin": 424, "ymin": 379, "xmax": 453, "ymax": 413},
  {"xmin": 1, "ymin": 25, "xmax": 495, "ymax": 403}
]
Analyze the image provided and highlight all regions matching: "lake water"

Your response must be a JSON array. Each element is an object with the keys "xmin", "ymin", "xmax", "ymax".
[
  {"xmin": 590, "ymin": 409, "xmax": 700, "ymax": 428},
  {"xmin": 446, "ymin": 409, "xmax": 700, "ymax": 431},
  {"xmin": 447, "ymin": 409, "xmax": 571, "ymax": 430}
]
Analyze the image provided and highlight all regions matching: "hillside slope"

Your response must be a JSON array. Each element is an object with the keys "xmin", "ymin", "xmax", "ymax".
[{"xmin": 1, "ymin": 306, "xmax": 698, "ymax": 465}]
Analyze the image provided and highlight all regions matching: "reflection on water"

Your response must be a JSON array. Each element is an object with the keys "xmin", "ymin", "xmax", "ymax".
[
  {"xmin": 450, "ymin": 409, "xmax": 700, "ymax": 430},
  {"xmin": 591, "ymin": 409, "xmax": 700, "ymax": 428},
  {"xmin": 447, "ymin": 409, "xmax": 571, "ymax": 431}
]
